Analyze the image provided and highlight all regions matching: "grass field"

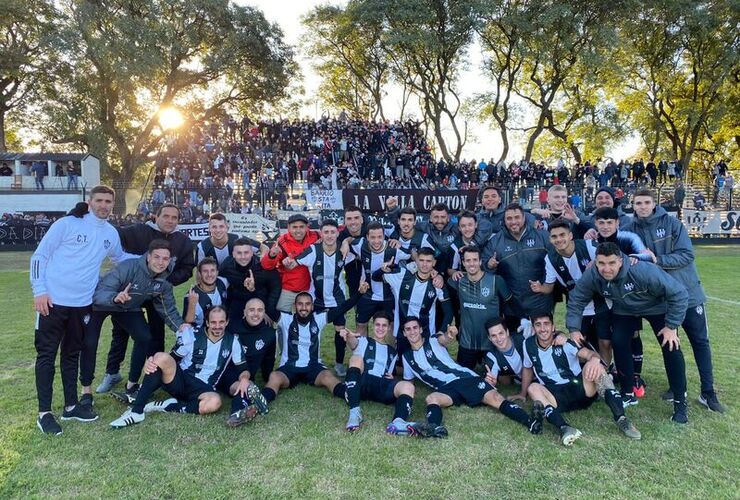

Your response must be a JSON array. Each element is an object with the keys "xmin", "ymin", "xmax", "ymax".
[{"xmin": 1, "ymin": 247, "xmax": 738, "ymax": 499}]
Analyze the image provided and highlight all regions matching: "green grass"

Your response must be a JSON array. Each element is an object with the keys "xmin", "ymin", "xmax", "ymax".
[{"xmin": 1, "ymin": 247, "xmax": 739, "ymax": 498}]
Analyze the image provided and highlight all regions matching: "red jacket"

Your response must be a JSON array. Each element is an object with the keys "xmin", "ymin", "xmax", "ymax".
[{"xmin": 261, "ymin": 230, "xmax": 319, "ymax": 292}]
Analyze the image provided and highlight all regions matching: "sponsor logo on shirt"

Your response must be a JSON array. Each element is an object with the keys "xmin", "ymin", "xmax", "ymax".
[{"xmin": 463, "ymin": 302, "xmax": 487, "ymax": 310}]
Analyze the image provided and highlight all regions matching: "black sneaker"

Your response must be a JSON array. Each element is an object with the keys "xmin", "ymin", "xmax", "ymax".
[
  {"xmin": 661, "ymin": 389, "xmax": 674, "ymax": 402},
  {"xmin": 79, "ymin": 393, "xmax": 94, "ymax": 408},
  {"xmin": 61, "ymin": 403, "xmax": 99, "ymax": 422},
  {"xmin": 622, "ymin": 393, "xmax": 639, "ymax": 408},
  {"xmin": 111, "ymin": 384, "xmax": 140, "ymax": 404},
  {"xmin": 529, "ymin": 401, "xmax": 545, "ymax": 435},
  {"xmin": 430, "ymin": 425, "xmax": 448, "ymax": 439},
  {"xmin": 698, "ymin": 392, "xmax": 726, "ymax": 413},
  {"xmin": 671, "ymin": 400, "xmax": 689, "ymax": 424},
  {"xmin": 37, "ymin": 413, "xmax": 63, "ymax": 435}
]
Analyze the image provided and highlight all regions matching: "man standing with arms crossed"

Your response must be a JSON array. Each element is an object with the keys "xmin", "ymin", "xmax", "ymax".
[{"xmin": 30, "ymin": 186, "xmax": 127, "ymax": 434}]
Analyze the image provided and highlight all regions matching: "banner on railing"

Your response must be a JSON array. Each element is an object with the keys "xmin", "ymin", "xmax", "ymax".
[
  {"xmin": 177, "ymin": 214, "xmax": 279, "ymax": 242},
  {"xmin": 305, "ymin": 188, "xmax": 343, "ymax": 209},
  {"xmin": 0, "ymin": 221, "xmax": 49, "ymax": 245},
  {"xmin": 683, "ymin": 209, "xmax": 740, "ymax": 236},
  {"xmin": 341, "ymin": 189, "xmax": 478, "ymax": 213}
]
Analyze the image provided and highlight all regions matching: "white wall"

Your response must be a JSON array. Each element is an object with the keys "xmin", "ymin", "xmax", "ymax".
[{"xmin": 0, "ymin": 192, "xmax": 84, "ymax": 213}]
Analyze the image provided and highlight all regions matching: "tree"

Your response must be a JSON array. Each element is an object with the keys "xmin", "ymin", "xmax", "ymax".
[
  {"xmin": 617, "ymin": 0, "xmax": 739, "ymax": 172},
  {"xmin": 42, "ymin": 0, "xmax": 295, "ymax": 212},
  {"xmin": 363, "ymin": 0, "xmax": 480, "ymax": 162},
  {"xmin": 0, "ymin": 0, "xmax": 57, "ymax": 152},
  {"xmin": 303, "ymin": 3, "xmax": 389, "ymax": 120}
]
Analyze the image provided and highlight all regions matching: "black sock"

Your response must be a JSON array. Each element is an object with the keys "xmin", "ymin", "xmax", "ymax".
[
  {"xmin": 499, "ymin": 400, "xmax": 531, "ymax": 427},
  {"xmin": 544, "ymin": 405, "xmax": 568, "ymax": 428},
  {"xmin": 604, "ymin": 389, "xmax": 625, "ymax": 421},
  {"xmin": 334, "ymin": 331, "xmax": 347, "ymax": 365},
  {"xmin": 631, "ymin": 336, "xmax": 643, "ymax": 375},
  {"xmin": 177, "ymin": 399, "xmax": 200, "ymax": 414},
  {"xmin": 344, "ymin": 368, "xmax": 361, "ymax": 409},
  {"xmin": 230, "ymin": 395, "xmax": 248, "ymax": 413},
  {"xmin": 393, "ymin": 394, "xmax": 413, "ymax": 421},
  {"xmin": 426, "ymin": 404, "xmax": 443, "ymax": 426},
  {"xmin": 332, "ymin": 382, "xmax": 347, "ymax": 399},
  {"xmin": 262, "ymin": 387, "xmax": 276, "ymax": 403},
  {"xmin": 131, "ymin": 368, "xmax": 162, "ymax": 414}
]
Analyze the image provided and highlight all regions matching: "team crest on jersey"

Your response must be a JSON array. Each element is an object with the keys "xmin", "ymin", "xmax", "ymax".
[
  {"xmin": 447, "ymin": 235, "xmax": 454, "ymax": 242},
  {"xmin": 525, "ymin": 239, "xmax": 535, "ymax": 247},
  {"xmin": 153, "ymin": 283, "xmax": 161, "ymax": 291},
  {"xmin": 255, "ymin": 339, "xmax": 265, "ymax": 350},
  {"xmin": 477, "ymin": 381, "xmax": 486, "ymax": 390},
  {"xmin": 481, "ymin": 287, "xmax": 490, "ymax": 297},
  {"xmin": 425, "ymin": 349, "xmax": 433, "ymax": 359},
  {"xmin": 581, "ymin": 258, "xmax": 590, "ymax": 267},
  {"xmin": 505, "ymin": 246, "xmax": 512, "ymax": 252},
  {"xmin": 553, "ymin": 347, "xmax": 563, "ymax": 357},
  {"xmin": 624, "ymin": 282, "xmax": 635, "ymax": 292},
  {"xmin": 696, "ymin": 305, "xmax": 703, "ymax": 315},
  {"xmin": 310, "ymin": 325, "xmax": 319, "ymax": 334},
  {"xmin": 656, "ymin": 228, "xmax": 666, "ymax": 238},
  {"xmin": 221, "ymin": 350, "xmax": 230, "ymax": 359},
  {"xmin": 197, "ymin": 349, "xmax": 204, "ymax": 355},
  {"xmin": 404, "ymin": 285, "xmax": 410, "ymax": 290},
  {"xmin": 83, "ymin": 314, "xmax": 91, "ymax": 325},
  {"xmin": 103, "ymin": 239, "xmax": 111, "ymax": 249},
  {"xmin": 427, "ymin": 290, "xmax": 436, "ymax": 299}
]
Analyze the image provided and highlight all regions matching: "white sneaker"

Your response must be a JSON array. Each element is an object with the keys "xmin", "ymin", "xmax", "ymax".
[
  {"xmin": 110, "ymin": 409, "xmax": 145, "ymax": 428},
  {"xmin": 144, "ymin": 398, "xmax": 178, "ymax": 413}
]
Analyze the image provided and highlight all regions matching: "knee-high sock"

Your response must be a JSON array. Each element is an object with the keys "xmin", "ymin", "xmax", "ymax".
[
  {"xmin": 632, "ymin": 335, "xmax": 644, "ymax": 375},
  {"xmin": 393, "ymin": 394, "xmax": 413, "ymax": 421},
  {"xmin": 426, "ymin": 404, "xmax": 443, "ymax": 426},
  {"xmin": 344, "ymin": 368, "xmax": 361, "ymax": 409},
  {"xmin": 262, "ymin": 387, "xmax": 276, "ymax": 403},
  {"xmin": 499, "ymin": 400, "xmax": 531, "ymax": 427},
  {"xmin": 332, "ymin": 382, "xmax": 347, "ymax": 399},
  {"xmin": 230, "ymin": 394, "xmax": 249, "ymax": 413},
  {"xmin": 131, "ymin": 368, "xmax": 163, "ymax": 414},
  {"xmin": 604, "ymin": 389, "xmax": 625, "ymax": 421},
  {"xmin": 544, "ymin": 405, "xmax": 568, "ymax": 428}
]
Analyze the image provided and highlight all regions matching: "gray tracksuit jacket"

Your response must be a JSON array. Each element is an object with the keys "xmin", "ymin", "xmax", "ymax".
[
  {"xmin": 482, "ymin": 223, "xmax": 553, "ymax": 316},
  {"xmin": 623, "ymin": 206, "xmax": 705, "ymax": 307},
  {"xmin": 477, "ymin": 207, "xmax": 537, "ymax": 240},
  {"xmin": 565, "ymin": 258, "xmax": 688, "ymax": 332},
  {"xmin": 93, "ymin": 254, "xmax": 185, "ymax": 331}
]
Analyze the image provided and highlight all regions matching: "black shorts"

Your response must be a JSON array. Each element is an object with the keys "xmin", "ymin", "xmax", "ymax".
[
  {"xmin": 315, "ymin": 305, "xmax": 346, "ymax": 327},
  {"xmin": 163, "ymin": 366, "xmax": 214, "ymax": 401},
  {"xmin": 437, "ymin": 377, "xmax": 494, "ymax": 407},
  {"xmin": 582, "ymin": 310, "xmax": 613, "ymax": 341},
  {"xmin": 360, "ymin": 374, "xmax": 398, "ymax": 405},
  {"xmin": 277, "ymin": 363, "xmax": 328, "ymax": 388},
  {"xmin": 355, "ymin": 297, "xmax": 391, "ymax": 324},
  {"xmin": 547, "ymin": 379, "xmax": 597, "ymax": 412}
]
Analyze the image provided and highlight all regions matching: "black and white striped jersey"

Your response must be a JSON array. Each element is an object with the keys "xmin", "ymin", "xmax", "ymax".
[
  {"xmin": 522, "ymin": 337, "xmax": 583, "ymax": 386},
  {"xmin": 277, "ymin": 311, "xmax": 329, "ymax": 368},
  {"xmin": 173, "ymin": 326, "xmax": 244, "ymax": 388},
  {"xmin": 352, "ymin": 337, "xmax": 398, "ymax": 378},
  {"xmin": 182, "ymin": 277, "xmax": 228, "ymax": 327},
  {"xmin": 384, "ymin": 268, "xmax": 448, "ymax": 337},
  {"xmin": 401, "ymin": 337, "xmax": 478, "ymax": 390},
  {"xmin": 351, "ymin": 238, "xmax": 411, "ymax": 302},
  {"xmin": 296, "ymin": 243, "xmax": 349, "ymax": 308},
  {"xmin": 484, "ymin": 333, "xmax": 525, "ymax": 379}
]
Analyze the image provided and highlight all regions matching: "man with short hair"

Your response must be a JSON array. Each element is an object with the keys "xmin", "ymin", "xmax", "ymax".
[
  {"xmin": 522, "ymin": 312, "xmax": 641, "ymax": 446},
  {"xmin": 387, "ymin": 199, "xmax": 459, "ymax": 256},
  {"xmin": 531, "ymin": 185, "xmax": 591, "ymax": 238},
  {"xmin": 97, "ymin": 203, "xmax": 195, "ymax": 394},
  {"xmin": 447, "ymin": 246, "xmax": 513, "ymax": 370},
  {"xmin": 183, "ymin": 257, "xmax": 228, "ymax": 328},
  {"xmin": 401, "ymin": 317, "xmax": 544, "ymax": 438},
  {"xmin": 483, "ymin": 318, "xmax": 525, "ymax": 394},
  {"xmin": 261, "ymin": 288, "xmax": 366, "ymax": 405},
  {"xmin": 196, "ymin": 212, "xmax": 261, "ymax": 265},
  {"xmin": 350, "ymin": 222, "xmax": 411, "ymax": 336},
  {"xmin": 226, "ymin": 298, "xmax": 277, "ymax": 393},
  {"xmin": 337, "ymin": 205, "xmax": 367, "ymax": 296},
  {"xmin": 261, "ymin": 213, "xmax": 320, "ymax": 313},
  {"xmin": 87, "ymin": 239, "xmax": 190, "ymax": 405},
  {"xmin": 625, "ymin": 189, "xmax": 724, "ymax": 412},
  {"xmin": 340, "ymin": 313, "xmax": 422, "ymax": 435},
  {"xmin": 30, "ymin": 186, "xmax": 126, "ymax": 434},
  {"xmin": 109, "ymin": 306, "xmax": 267, "ymax": 428},
  {"xmin": 566, "ymin": 242, "xmax": 690, "ymax": 423}
]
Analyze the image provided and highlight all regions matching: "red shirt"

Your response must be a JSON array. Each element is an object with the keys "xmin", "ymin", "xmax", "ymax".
[{"xmin": 260, "ymin": 230, "xmax": 320, "ymax": 292}]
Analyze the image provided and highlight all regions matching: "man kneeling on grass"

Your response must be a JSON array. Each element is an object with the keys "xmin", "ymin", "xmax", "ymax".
[
  {"xmin": 521, "ymin": 312, "xmax": 641, "ymax": 446},
  {"xmin": 340, "ymin": 312, "xmax": 425, "ymax": 436},
  {"xmin": 110, "ymin": 306, "xmax": 268, "ymax": 428}
]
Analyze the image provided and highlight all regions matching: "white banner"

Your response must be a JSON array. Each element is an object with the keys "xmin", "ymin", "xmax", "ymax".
[
  {"xmin": 305, "ymin": 188, "xmax": 343, "ymax": 209},
  {"xmin": 224, "ymin": 213, "xmax": 279, "ymax": 241},
  {"xmin": 683, "ymin": 209, "xmax": 740, "ymax": 236},
  {"xmin": 177, "ymin": 223, "xmax": 210, "ymax": 241}
]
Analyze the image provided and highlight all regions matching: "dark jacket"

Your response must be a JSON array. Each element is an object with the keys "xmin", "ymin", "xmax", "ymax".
[
  {"xmin": 220, "ymin": 255, "xmax": 281, "ymax": 322},
  {"xmin": 117, "ymin": 221, "xmax": 195, "ymax": 286},
  {"xmin": 566, "ymin": 258, "xmax": 688, "ymax": 332},
  {"xmin": 93, "ymin": 254, "xmax": 184, "ymax": 331},
  {"xmin": 623, "ymin": 206, "xmax": 705, "ymax": 307}
]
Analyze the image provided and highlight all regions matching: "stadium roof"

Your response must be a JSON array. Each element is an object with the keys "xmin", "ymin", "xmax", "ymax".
[{"xmin": 0, "ymin": 152, "xmax": 97, "ymax": 162}]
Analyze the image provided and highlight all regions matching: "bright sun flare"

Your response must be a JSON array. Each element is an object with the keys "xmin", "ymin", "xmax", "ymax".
[{"xmin": 159, "ymin": 107, "xmax": 184, "ymax": 130}]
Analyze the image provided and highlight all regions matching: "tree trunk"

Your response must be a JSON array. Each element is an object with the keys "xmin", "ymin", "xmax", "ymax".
[
  {"xmin": 568, "ymin": 143, "xmax": 582, "ymax": 165},
  {"xmin": 524, "ymin": 123, "xmax": 545, "ymax": 163},
  {"xmin": 0, "ymin": 111, "xmax": 6, "ymax": 152},
  {"xmin": 497, "ymin": 130, "xmax": 509, "ymax": 164}
]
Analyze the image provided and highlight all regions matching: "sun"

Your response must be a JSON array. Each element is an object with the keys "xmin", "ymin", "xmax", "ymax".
[{"xmin": 159, "ymin": 107, "xmax": 184, "ymax": 131}]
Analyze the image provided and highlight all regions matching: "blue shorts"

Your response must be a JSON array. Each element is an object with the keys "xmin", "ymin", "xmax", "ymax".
[{"xmin": 360, "ymin": 374, "xmax": 398, "ymax": 405}]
